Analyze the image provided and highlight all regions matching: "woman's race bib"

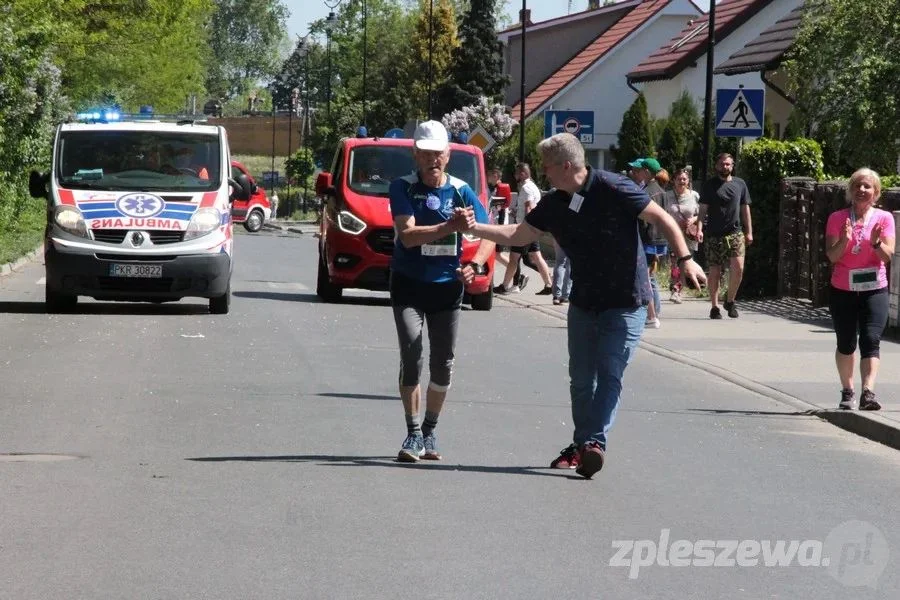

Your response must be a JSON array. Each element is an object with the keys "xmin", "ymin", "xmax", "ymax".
[{"xmin": 849, "ymin": 267, "xmax": 879, "ymax": 291}]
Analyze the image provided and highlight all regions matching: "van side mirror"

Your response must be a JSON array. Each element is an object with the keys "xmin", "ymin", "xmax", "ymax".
[
  {"xmin": 491, "ymin": 182, "xmax": 512, "ymax": 208},
  {"xmin": 29, "ymin": 171, "xmax": 48, "ymax": 199},
  {"xmin": 315, "ymin": 172, "xmax": 333, "ymax": 196},
  {"xmin": 229, "ymin": 174, "xmax": 252, "ymax": 201}
]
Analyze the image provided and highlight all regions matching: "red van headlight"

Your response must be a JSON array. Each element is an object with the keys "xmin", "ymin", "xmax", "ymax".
[{"xmin": 337, "ymin": 210, "xmax": 366, "ymax": 235}]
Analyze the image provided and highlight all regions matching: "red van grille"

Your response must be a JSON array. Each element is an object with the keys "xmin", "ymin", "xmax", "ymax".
[{"xmin": 366, "ymin": 228, "xmax": 395, "ymax": 255}]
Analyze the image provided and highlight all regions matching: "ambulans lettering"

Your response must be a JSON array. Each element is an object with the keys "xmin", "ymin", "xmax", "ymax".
[{"xmin": 91, "ymin": 218, "xmax": 184, "ymax": 229}]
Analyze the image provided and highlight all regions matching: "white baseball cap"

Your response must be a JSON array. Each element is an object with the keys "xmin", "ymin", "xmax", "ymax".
[{"xmin": 413, "ymin": 120, "xmax": 449, "ymax": 151}]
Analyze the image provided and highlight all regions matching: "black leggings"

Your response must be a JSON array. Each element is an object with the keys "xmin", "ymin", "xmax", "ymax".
[
  {"xmin": 390, "ymin": 271, "xmax": 463, "ymax": 389},
  {"xmin": 829, "ymin": 286, "xmax": 889, "ymax": 358}
]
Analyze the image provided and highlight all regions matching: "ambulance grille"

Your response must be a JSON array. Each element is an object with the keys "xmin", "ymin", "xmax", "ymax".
[{"xmin": 91, "ymin": 230, "xmax": 186, "ymax": 245}]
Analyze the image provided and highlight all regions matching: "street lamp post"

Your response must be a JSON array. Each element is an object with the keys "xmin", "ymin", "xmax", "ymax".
[
  {"xmin": 324, "ymin": 1, "xmax": 342, "ymax": 120},
  {"xmin": 361, "ymin": 0, "xmax": 368, "ymax": 129},
  {"xmin": 518, "ymin": 0, "xmax": 526, "ymax": 162},
  {"xmin": 298, "ymin": 36, "xmax": 311, "ymax": 213},
  {"xmin": 427, "ymin": 0, "xmax": 434, "ymax": 119}
]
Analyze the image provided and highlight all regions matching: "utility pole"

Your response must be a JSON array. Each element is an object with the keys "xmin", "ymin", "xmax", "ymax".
[
  {"xmin": 518, "ymin": 0, "xmax": 527, "ymax": 162},
  {"xmin": 700, "ymin": 1, "xmax": 716, "ymax": 183}
]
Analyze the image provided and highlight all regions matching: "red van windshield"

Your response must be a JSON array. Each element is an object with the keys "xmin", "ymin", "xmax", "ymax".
[{"xmin": 348, "ymin": 145, "xmax": 481, "ymax": 198}]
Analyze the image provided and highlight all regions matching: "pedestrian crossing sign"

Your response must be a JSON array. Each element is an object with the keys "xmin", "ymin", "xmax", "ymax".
[{"xmin": 715, "ymin": 87, "xmax": 764, "ymax": 138}]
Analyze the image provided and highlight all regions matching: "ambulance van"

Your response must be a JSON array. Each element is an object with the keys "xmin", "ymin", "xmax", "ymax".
[{"xmin": 29, "ymin": 111, "xmax": 251, "ymax": 314}]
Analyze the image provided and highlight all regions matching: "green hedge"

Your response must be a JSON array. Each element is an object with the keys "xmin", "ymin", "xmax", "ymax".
[{"xmin": 739, "ymin": 138, "xmax": 824, "ymax": 297}]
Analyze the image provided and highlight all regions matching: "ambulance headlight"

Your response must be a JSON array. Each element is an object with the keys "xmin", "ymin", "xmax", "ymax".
[
  {"xmin": 337, "ymin": 210, "xmax": 366, "ymax": 235},
  {"xmin": 54, "ymin": 206, "xmax": 89, "ymax": 238},
  {"xmin": 185, "ymin": 207, "xmax": 222, "ymax": 240}
]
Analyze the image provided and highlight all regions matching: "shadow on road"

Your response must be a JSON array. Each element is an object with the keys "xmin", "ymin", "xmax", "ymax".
[
  {"xmin": 233, "ymin": 290, "xmax": 391, "ymax": 307},
  {"xmin": 317, "ymin": 392, "xmax": 397, "ymax": 401},
  {"xmin": 0, "ymin": 301, "xmax": 208, "ymax": 315},
  {"xmin": 186, "ymin": 454, "xmax": 572, "ymax": 478}
]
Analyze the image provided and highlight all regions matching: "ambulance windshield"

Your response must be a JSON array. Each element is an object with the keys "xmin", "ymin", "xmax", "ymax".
[{"xmin": 57, "ymin": 131, "xmax": 221, "ymax": 192}]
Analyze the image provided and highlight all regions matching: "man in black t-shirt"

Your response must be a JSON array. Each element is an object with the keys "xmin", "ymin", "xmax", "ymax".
[
  {"xmin": 698, "ymin": 153, "xmax": 753, "ymax": 319},
  {"xmin": 457, "ymin": 133, "xmax": 706, "ymax": 480}
]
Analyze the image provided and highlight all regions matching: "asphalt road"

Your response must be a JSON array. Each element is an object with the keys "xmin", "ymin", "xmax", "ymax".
[{"xmin": 1, "ymin": 229, "xmax": 898, "ymax": 599}]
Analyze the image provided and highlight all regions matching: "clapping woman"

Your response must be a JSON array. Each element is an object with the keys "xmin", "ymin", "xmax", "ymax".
[{"xmin": 824, "ymin": 168, "xmax": 894, "ymax": 410}]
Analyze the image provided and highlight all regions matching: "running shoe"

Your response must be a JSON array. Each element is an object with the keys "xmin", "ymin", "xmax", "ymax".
[
  {"xmin": 859, "ymin": 389, "xmax": 881, "ymax": 411},
  {"xmin": 423, "ymin": 433, "xmax": 442, "ymax": 460},
  {"xmin": 397, "ymin": 434, "xmax": 425, "ymax": 462}
]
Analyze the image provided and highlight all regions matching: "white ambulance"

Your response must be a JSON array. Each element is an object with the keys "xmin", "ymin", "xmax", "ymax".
[{"xmin": 29, "ymin": 111, "xmax": 251, "ymax": 314}]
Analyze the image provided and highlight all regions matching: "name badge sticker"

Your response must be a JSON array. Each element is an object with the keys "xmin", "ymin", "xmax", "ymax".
[{"xmin": 569, "ymin": 193, "xmax": 585, "ymax": 213}]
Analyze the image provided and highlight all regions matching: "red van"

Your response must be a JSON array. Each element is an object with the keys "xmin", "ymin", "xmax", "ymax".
[
  {"xmin": 314, "ymin": 136, "xmax": 507, "ymax": 310},
  {"xmin": 230, "ymin": 160, "xmax": 271, "ymax": 232}
]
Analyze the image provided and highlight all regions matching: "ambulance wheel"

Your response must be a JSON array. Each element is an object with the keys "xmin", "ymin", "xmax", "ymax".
[
  {"xmin": 317, "ymin": 251, "xmax": 342, "ymax": 302},
  {"xmin": 209, "ymin": 284, "xmax": 231, "ymax": 314},
  {"xmin": 243, "ymin": 209, "xmax": 264, "ymax": 232},
  {"xmin": 45, "ymin": 288, "xmax": 77, "ymax": 313},
  {"xmin": 470, "ymin": 287, "xmax": 493, "ymax": 311}
]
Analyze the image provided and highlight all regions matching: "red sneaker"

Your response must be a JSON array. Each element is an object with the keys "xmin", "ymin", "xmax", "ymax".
[
  {"xmin": 575, "ymin": 442, "xmax": 605, "ymax": 479},
  {"xmin": 550, "ymin": 443, "xmax": 580, "ymax": 469}
]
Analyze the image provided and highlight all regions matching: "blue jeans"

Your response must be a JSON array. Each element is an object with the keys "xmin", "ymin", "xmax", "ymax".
[
  {"xmin": 552, "ymin": 240, "xmax": 572, "ymax": 299},
  {"xmin": 567, "ymin": 304, "xmax": 646, "ymax": 449}
]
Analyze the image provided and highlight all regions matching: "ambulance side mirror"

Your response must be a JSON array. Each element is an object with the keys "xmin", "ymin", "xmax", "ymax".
[{"xmin": 29, "ymin": 171, "xmax": 49, "ymax": 199}]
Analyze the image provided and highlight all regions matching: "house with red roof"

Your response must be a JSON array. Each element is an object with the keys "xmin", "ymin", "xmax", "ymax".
[
  {"xmin": 499, "ymin": 0, "xmax": 702, "ymax": 169},
  {"xmin": 626, "ymin": 0, "xmax": 803, "ymax": 137}
]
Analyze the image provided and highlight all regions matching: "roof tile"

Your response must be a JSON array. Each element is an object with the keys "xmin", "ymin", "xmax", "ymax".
[{"xmin": 512, "ymin": 0, "xmax": 672, "ymax": 119}]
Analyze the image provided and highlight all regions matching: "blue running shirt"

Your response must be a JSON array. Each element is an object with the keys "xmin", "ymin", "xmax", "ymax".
[{"xmin": 389, "ymin": 173, "xmax": 488, "ymax": 283}]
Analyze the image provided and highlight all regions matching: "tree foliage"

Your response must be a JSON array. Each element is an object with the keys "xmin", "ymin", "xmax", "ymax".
[
  {"xmin": 611, "ymin": 93, "xmax": 654, "ymax": 171},
  {"xmin": 434, "ymin": 0, "xmax": 508, "ymax": 117},
  {"xmin": 784, "ymin": 0, "xmax": 900, "ymax": 175},
  {"xmin": 206, "ymin": 0, "xmax": 289, "ymax": 100},
  {"xmin": 55, "ymin": 0, "xmax": 213, "ymax": 111}
]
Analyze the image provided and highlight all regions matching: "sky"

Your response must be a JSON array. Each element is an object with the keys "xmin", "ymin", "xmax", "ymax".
[{"xmin": 288, "ymin": 0, "xmax": 713, "ymax": 41}]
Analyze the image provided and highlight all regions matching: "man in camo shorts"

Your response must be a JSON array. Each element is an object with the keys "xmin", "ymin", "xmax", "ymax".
[{"xmin": 698, "ymin": 153, "xmax": 753, "ymax": 319}]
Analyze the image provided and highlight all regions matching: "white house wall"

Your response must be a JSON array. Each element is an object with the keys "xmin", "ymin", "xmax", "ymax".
[
  {"xmin": 639, "ymin": 0, "xmax": 803, "ymax": 130},
  {"xmin": 537, "ymin": 11, "xmax": 701, "ymax": 154}
]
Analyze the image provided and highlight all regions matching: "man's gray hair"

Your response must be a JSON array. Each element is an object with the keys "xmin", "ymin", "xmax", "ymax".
[{"xmin": 537, "ymin": 133, "xmax": 585, "ymax": 168}]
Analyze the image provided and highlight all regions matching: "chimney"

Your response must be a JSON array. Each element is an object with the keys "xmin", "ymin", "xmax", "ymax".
[{"xmin": 518, "ymin": 8, "xmax": 532, "ymax": 25}]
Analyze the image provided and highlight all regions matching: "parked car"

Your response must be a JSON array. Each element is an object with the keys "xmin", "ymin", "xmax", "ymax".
[
  {"xmin": 230, "ymin": 160, "xmax": 271, "ymax": 232},
  {"xmin": 314, "ymin": 135, "xmax": 508, "ymax": 310}
]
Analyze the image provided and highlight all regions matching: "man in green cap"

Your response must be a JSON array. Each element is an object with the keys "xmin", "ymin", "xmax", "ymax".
[{"xmin": 628, "ymin": 158, "xmax": 667, "ymax": 327}]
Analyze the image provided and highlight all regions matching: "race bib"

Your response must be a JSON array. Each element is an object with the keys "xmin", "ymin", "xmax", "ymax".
[
  {"xmin": 849, "ymin": 267, "xmax": 880, "ymax": 292},
  {"xmin": 421, "ymin": 232, "xmax": 458, "ymax": 257}
]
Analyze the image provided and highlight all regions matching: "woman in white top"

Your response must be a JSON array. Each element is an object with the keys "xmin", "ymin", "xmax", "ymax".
[{"xmin": 666, "ymin": 168, "xmax": 700, "ymax": 303}]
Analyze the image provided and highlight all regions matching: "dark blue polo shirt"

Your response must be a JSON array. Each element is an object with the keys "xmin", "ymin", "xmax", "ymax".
[{"xmin": 525, "ymin": 167, "xmax": 652, "ymax": 311}]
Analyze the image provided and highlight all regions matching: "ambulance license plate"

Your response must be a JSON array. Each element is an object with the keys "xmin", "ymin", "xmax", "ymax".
[{"xmin": 109, "ymin": 264, "xmax": 163, "ymax": 278}]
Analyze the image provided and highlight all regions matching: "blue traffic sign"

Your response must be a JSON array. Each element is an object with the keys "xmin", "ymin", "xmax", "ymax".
[
  {"xmin": 544, "ymin": 110, "xmax": 594, "ymax": 144},
  {"xmin": 715, "ymin": 87, "xmax": 764, "ymax": 138},
  {"xmin": 384, "ymin": 127, "xmax": 405, "ymax": 139}
]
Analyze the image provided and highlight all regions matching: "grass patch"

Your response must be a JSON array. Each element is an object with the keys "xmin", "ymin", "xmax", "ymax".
[{"xmin": 0, "ymin": 198, "xmax": 44, "ymax": 265}]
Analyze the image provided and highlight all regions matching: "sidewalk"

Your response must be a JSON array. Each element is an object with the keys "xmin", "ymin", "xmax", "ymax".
[{"xmin": 492, "ymin": 257, "xmax": 900, "ymax": 451}]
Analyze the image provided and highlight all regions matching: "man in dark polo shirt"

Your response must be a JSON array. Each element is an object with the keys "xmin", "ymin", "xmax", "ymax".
[
  {"xmin": 458, "ymin": 133, "xmax": 705, "ymax": 479},
  {"xmin": 698, "ymin": 153, "xmax": 753, "ymax": 319}
]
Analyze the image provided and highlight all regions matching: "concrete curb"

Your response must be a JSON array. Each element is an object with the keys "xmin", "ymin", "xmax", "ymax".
[
  {"xmin": 496, "ymin": 293, "xmax": 900, "ymax": 451},
  {"xmin": 0, "ymin": 245, "xmax": 42, "ymax": 279}
]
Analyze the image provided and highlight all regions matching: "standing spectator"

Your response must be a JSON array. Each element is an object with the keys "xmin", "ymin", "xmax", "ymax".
[
  {"xmin": 494, "ymin": 163, "xmax": 553, "ymax": 295},
  {"xmin": 388, "ymin": 120, "xmax": 495, "ymax": 462},
  {"xmin": 666, "ymin": 168, "xmax": 701, "ymax": 303},
  {"xmin": 698, "ymin": 153, "xmax": 753, "ymax": 319},
  {"xmin": 824, "ymin": 168, "xmax": 894, "ymax": 411},
  {"xmin": 628, "ymin": 158, "xmax": 666, "ymax": 328},
  {"xmin": 457, "ymin": 133, "xmax": 705, "ymax": 479},
  {"xmin": 551, "ymin": 239, "xmax": 572, "ymax": 305}
]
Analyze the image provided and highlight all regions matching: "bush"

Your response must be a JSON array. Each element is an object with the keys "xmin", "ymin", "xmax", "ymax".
[{"xmin": 739, "ymin": 138, "xmax": 824, "ymax": 297}]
